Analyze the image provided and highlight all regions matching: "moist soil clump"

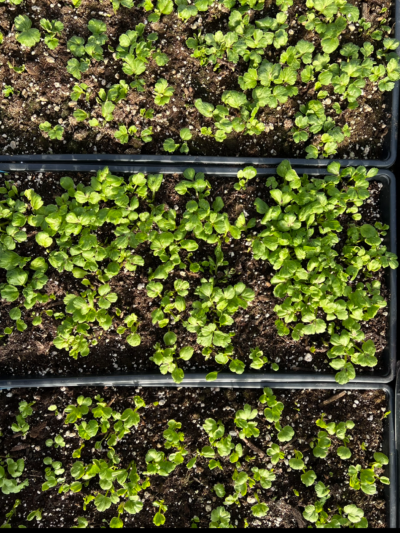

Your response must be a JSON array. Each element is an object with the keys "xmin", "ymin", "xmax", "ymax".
[
  {"xmin": 0, "ymin": 0, "xmax": 395, "ymax": 159},
  {"xmin": 0, "ymin": 170, "xmax": 391, "ymax": 380},
  {"xmin": 0, "ymin": 386, "xmax": 390, "ymax": 528}
]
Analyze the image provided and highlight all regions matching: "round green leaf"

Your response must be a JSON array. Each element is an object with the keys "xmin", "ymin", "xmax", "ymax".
[
  {"xmin": 337, "ymin": 446, "xmax": 352, "ymax": 460},
  {"xmin": 36, "ymin": 232, "xmax": 53, "ymax": 248},
  {"xmin": 289, "ymin": 458, "xmax": 304, "ymax": 470},
  {"xmin": 7, "ymin": 268, "xmax": 28, "ymax": 286},
  {"xmin": 373, "ymin": 452, "xmax": 389, "ymax": 465},
  {"xmin": 180, "ymin": 127, "xmax": 192, "ymax": 141},
  {"xmin": 126, "ymin": 333, "xmax": 141, "ymax": 347},
  {"xmin": 9, "ymin": 307, "xmax": 21, "ymax": 321},
  {"xmin": 164, "ymin": 331, "xmax": 177, "ymax": 346},
  {"xmin": 124, "ymin": 499, "xmax": 143, "ymax": 515},
  {"xmin": 153, "ymin": 512, "xmax": 165, "ymax": 527},
  {"xmin": 109, "ymin": 517, "xmax": 123, "ymax": 529},
  {"xmin": 214, "ymin": 483, "xmax": 226, "ymax": 498},
  {"xmin": 171, "ymin": 367, "xmax": 184, "ymax": 384},
  {"xmin": 179, "ymin": 346, "xmax": 194, "ymax": 361},
  {"xmin": 1, "ymin": 285, "xmax": 19, "ymax": 302}
]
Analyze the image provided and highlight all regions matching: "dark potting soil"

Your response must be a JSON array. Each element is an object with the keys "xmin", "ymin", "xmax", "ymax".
[
  {"xmin": 0, "ymin": 170, "xmax": 391, "ymax": 380},
  {"xmin": 0, "ymin": 386, "xmax": 390, "ymax": 528},
  {"xmin": 0, "ymin": 0, "xmax": 394, "ymax": 160}
]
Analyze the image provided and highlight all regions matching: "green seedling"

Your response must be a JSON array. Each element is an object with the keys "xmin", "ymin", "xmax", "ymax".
[
  {"xmin": 14, "ymin": 15, "xmax": 40, "ymax": 48},
  {"xmin": 150, "ymin": 333, "xmax": 194, "ymax": 384},
  {"xmin": 40, "ymin": 19, "xmax": 64, "ymax": 49},
  {"xmin": 0, "ymin": 458, "xmax": 29, "ymax": 495},
  {"xmin": 39, "ymin": 122, "xmax": 64, "ymax": 141},
  {"xmin": 348, "ymin": 452, "xmax": 390, "ymax": 495},
  {"xmin": 154, "ymin": 79, "xmax": 174, "ymax": 106}
]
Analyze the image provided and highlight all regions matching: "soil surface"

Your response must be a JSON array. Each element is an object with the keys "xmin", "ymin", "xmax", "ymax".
[
  {"xmin": 0, "ymin": 386, "xmax": 390, "ymax": 528},
  {"xmin": 0, "ymin": 170, "xmax": 391, "ymax": 380},
  {"xmin": 0, "ymin": 0, "xmax": 395, "ymax": 159}
]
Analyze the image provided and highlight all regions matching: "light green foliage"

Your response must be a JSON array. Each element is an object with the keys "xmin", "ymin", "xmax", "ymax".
[
  {"xmin": 249, "ymin": 346, "xmax": 278, "ymax": 371},
  {"xmin": 312, "ymin": 430, "xmax": 331, "ymax": 458},
  {"xmin": 53, "ymin": 393, "xmax": 148, "ymax": 525},
  {"xmin": 40, "ymin": 19, "xmax": 64, "ymax": 50},
  {"xmin": 234, "ymin": 166, "xmax": 257, "ymax": 191},
  {"xmin": 27, "ymin": 509, "xmax": 42, "ymax": 522},
  {"xmin": 0, "ymin": 0, "xmax": 23, "ymax": 5},
  {"xmin": 11, "ymin": 401, "xmax": 35, "ymax": 435},
  {"xmin": 179, "ymin": 127, "xmax": 192, "ymax": 154},
  {"xmin": 251, "ymin": 161, "xmax": 397, "ymax": 384},
  {"xmin": 116, "ymin": 23, "xmax": 166, "ymax": 90},
  {"xmin": 209, "ymin": 506, "xmax": 234, "ymax": 528},
  {"xmin": 46, "ymin": 434, "xmax": 66, "ymax": 449},
  {"xmin": 195, "ymin": 96, "xmax": 265, "ymax": 142},
  {"xmin": 14, "ymin": 15, "xmax": 40, "ymax": 48},
  {"xmin": 154, "ymin": 78, "xmax": 174, "ymax": 106},
  {"xmin": 0, "ymin": 459, "xmax": 29, "ymax": 495},
  {"xmin": 0, "ymin": 181, "xmax": 46, "ymax": 318},
  {"xmin": 150, "ymin": 334, "xmax": 194, "ymax": 384},
  {"xmin": 53, "ymin": 286, "xmax": 120, "ymax": 359},
  {"xmin": 187, "ymin": 6, "xmax": 289, "ymax": 70},
  {"xmin": 70, "ymin": 83, "xmax": 91, "ymax": 102},
  {"xmin": 348, "ymin": 452, "xmax": 390, "ymax": 495},
  {"xmin": 71, "ymin": 516, "xmax": 89, "ymax": 529},
  {"xmin": 111, "ymin": 0, "xmax": 134, "ymax": 12},
  {"xmin": 115, "ymin": 124, "xmax": 153, "ymax": 145},
  {"xmin": 183, "ymin": 279, "xmax": 254, "ymax": 374},
  {"xmin": 260, "ymin": 388, "xmax": 284, "ymax": 423},
  {"xmin": 175, "ymin": 0, "xmax": 213, "ymax": 22},
  {"xmin": 234, "ymin": 404, "xmax": 259, "ymax": 438},
  {"xmin": 144, "ymin": 0, "xmax": 175, "ymax": 24},
  {"xmin": 1, "ymin": 163, "xmax": 396, "ymax": 384},
  {"xmin": 145, "ymin": 449, "xmax": 177, "ymax": 477},
  {"xmin": 0, "ymin": 499, "xmax": 22, "ymax": 528},
  {"xmin": 0, "ymin": 180, "xmax": 51, "ymax": 319},
  {"xmin": 1, "ymin": 167, "xmax": 166, "ymax": 359},
  {"xmin": 39, "ymin": 122, "xmax": 64, "ymax": 141},
  {"xmin": 316, "ymin": 413, "xmax": 354, "ymax": 459},
  {"xmin": 303, "ymin": 496, "xmax": 368, "ymax": 528},
  {"xmin": 2, "ymin": 85, "xmax": 14, "ymax": 98},
  {"xmin": 42, "ymin": 457, "xmax": 66, "ymax": 491},
  {"xmin": 183, "ymin": 0, "xmax": 400, "ymax": 157},
  {"xmin": 153, "ymin": 500, "xmax": 168, "ymax": 526},
  {"xmin": 0, "ymin": 387, "xmax": 389, "ymax": 526},
  {"xmin": 66, "ymin": 19, "xmax": 108, "ymax": 79},
  {"xmin": 163, "ymin": 138, "xmax": 180, "ymax": 153},
  {"xmin": 292, "ymin": 100, "xmax": 351, "ymax": 158},
  {"xmin": 145, "ymin": 418, "xmax": 188, "ymax": 476},
  {"xmin": 163, "ymin": 128, "xmax": 192, "ymax": 154}
]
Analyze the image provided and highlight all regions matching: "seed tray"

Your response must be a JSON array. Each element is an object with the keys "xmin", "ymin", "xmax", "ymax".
[
  {"xmin": 0, "ymin": 166, "xmax": 396, "ymax": 387},
  {"xmin": 0, "ymin": 77, "xmax": 398, "ymax": 172},
  {"xmin": 0, "ymin": 0, "xmax": 399, "ymax": 169},
  {"xmin": 0, "ymin": 380, "xmax": 396, "ymax": 527}
]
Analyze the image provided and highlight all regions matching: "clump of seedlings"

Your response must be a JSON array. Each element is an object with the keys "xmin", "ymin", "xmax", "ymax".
[
  {"xmin": 0, "ymin": 162, "xmax": 397, "ymax": 384},
  {"xmin": 0, "ymin": 1, "xmax": 399, "ymax": 158},
  {"xmin": 0, "ymin": 387, "xmax": 391, "ymax": 528}
]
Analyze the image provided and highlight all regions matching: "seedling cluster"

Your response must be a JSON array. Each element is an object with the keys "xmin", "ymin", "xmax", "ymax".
[
  {"xmin": 0, "ymin": 388, "xmax": 390, "ymax": 528},
  {"xmin": 0, "ymin": 162, "xmax": 397, "ymax": 384},
  {"xmin": 2, "ymin": 1, "xmax": 399, "ymax": 157}
]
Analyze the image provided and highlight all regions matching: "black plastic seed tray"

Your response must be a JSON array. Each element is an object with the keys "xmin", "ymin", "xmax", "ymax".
[
  {"xmin": 0, "ymin": 166, "xmax": 396, "ymax": 387},
  {"xmin": 0, "ymin": 78, "xmax": 398, "ymax": 168},
  {"xmin": 0, "ymin": 380, "xmax": 395, "ymax": 528},
  {"xmin": 0, "ymin": 0, "xmax": 399, "ymax": 170}
]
